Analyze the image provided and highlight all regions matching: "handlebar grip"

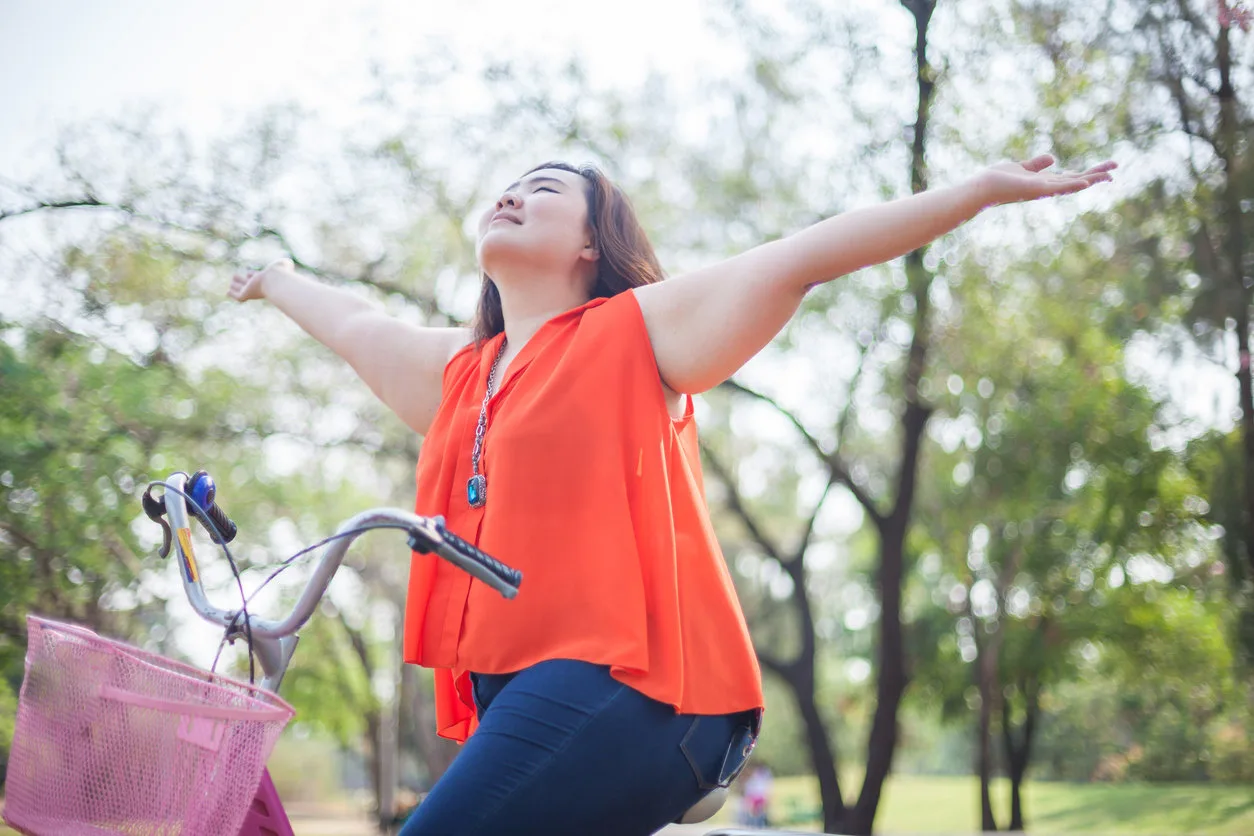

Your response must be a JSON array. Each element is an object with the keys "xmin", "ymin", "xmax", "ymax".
[
  {"xmin": 409, "ymin": 519, "xmax": 522, "ymax": 598},
  {"xmin": 437, "ymin": 524, "xmax": 523, "ymax": 589},
  {"xmin": 203, "ymin": 501, "xmax": 238, "ymax": 544}
]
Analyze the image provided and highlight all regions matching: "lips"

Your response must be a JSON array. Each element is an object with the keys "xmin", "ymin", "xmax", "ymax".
[{"xmin": 491, "ymin": 211, "xmax": 522, "ymax": 225}]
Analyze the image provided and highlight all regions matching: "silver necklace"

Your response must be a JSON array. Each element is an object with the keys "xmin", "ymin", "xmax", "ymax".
[{"xmin": 467, "ymin": 338, "xmax": 507, "ymax": 508}]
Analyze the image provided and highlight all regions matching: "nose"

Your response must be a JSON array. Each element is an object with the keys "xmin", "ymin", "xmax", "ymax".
[{"xmin": 496, "ymin": 190, "xmax": 520, "ymax": 210}]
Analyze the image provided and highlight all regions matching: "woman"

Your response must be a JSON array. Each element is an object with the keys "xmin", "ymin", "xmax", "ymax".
[{"xmin": 229, "ymin": 154, "xmax": 1114, "ymax": 835}]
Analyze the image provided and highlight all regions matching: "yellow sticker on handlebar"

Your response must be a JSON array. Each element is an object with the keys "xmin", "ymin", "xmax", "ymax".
[{"xmin": 176, "ymin": 528, "xmax": 199, "ymax": 584}]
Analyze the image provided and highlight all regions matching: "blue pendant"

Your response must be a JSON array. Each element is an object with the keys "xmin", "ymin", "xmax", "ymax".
[{"xmin": 467, "ymin": 474, "xmax": 487, "ymax": 508}]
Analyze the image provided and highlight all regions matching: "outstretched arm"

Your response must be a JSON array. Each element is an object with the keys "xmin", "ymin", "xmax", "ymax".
[
  {"xmin": 229, "ymin": 259, "xmax": 470, "ymax": 434},
  {"xmin": 634, "ymin": 155, "xmax": 1116, "ymax": 394}
]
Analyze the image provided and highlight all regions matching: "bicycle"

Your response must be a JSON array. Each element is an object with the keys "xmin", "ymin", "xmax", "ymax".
[{"xmin": 3, "ymin": 468, "xmax": 828, "ymax": 836}]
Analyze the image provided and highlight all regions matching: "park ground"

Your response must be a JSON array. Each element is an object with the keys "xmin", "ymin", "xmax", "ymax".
[{"xmin": 3, "ymin": 774, "xmax": 1254, "ymax": 835}]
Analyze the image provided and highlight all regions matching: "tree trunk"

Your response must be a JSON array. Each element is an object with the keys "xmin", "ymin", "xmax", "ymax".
[
  {"xmin": 976, "ymin": 645, "xmax": 1000, "ymax": 832},
  {"xmin": 773, "ymin": 551, "xmax": 849, "ymax": 830},
  {"xmin": 793, "ymin": 679, "xmax": 847, "ymax": 832},
  {"xmin": 701, "ymin": 441, "xmax": 853, "ymax": 828},
  {"xmin": 339, "ymin": 615, "xmax": 386, "ymax": 822},
  {"xmin": 707, "ymin": 2, "xmax": 939, "ymax": 829},
  {"xmin": 850, "ymin": 526, "xmax": 912, "ymax": 835},
  {"xmin": 361, "ymin": 713, "xmax": 383, "ymax": 826},
  {"xmin": 399, "ymin": 663, "xmax": 460, "ymax": 787},
  {"xmin": 972, "ymin": 540, "xmax": 1026, "ymax": 834},
  {"xmin": 1216, "ymin": 20, "xmax": 1254, "ymax": 593},
  {"xmin": 840, "ymin": 6, "xmax": 937, "ymax": 834},
  {"xmin": 1002, "ymin": 682, "xmax": 1039, "ymax": 833}
]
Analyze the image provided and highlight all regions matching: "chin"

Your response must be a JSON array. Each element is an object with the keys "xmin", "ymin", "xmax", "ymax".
[
  {"xmin": 479, "ymin": 232, "xmax": 538, "ymax": 273},
  {"xmin": 477, "ymin": 237, "xmax": 510, "ymax": 275}
]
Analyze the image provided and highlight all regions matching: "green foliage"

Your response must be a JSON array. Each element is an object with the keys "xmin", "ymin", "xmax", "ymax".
[
  {"xmin": 1208, "ymin": 713, "xmax": 1254, "ymax": 783},
  {"xmin": 1025, "ymin": 586, "xmax": 1241, "ymax": 783},
  {"xmin": 0, "ymin": 321, "xmax": 170, "ymax": 638},
  {"xmin": 0, "ymin": 200, "xmax": 420, "ymax": 793},
  {"xmin": 1013, "ymin": 0, "xmax": 1254, "ymax": 678},
  {"xmin": 273, "ymin": 612, "xmax": 379, "ymax": 750},
  {"xmin": 906, "ymin": 181, "xmax": 1234, "ymax": 796},
  {"xmin": 1032, "ymin": 676, "xmax": 1124, "ymax": 781},
  {"xmin": 1187, "ymin": 428, "xmax": 1254, "ymax": 669},
  {"xmin": 0, "ymin": 675, "xmax": 15, "ymax": 783}
]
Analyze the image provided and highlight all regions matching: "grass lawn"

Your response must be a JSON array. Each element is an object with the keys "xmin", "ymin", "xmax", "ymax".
[{"xmin": 766, "ymin": 774, "xmax": 1254, "ymax": 834}]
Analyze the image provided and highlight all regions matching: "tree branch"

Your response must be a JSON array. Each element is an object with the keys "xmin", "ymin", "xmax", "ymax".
[
  {"xmin": 0, "ymin": 519, "xmax": 49, "ymax": 556},
  {"xmin": 755, "ymin": 647, "xmax": 792, "ymax": 679},
  {"xmin": 701, "ymin": 438, "xmax": 823, "ymax": 665},
  {"xmin": 0, "ymin": 190, "xmax": 454, "ymax": 325},
  {"xmin": 791, "ymin": 476, "xmax": 836, "ymax": 565},
  {"xmin": 0, "ymin": 197, "xmax": 107, "ymax": 222},
  {"xmin": 255, "ymin": 225, "xmax": 446, "ymax": 320},
  {"xmin": 719, "ymin": 379, "xmax": 887, "ymax": 529},
  {"xmin": 699, "ymin": 439, "xmax": 785, "ymax": 565}
]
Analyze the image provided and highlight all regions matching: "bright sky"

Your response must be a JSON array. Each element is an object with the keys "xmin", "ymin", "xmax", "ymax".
[{"xmin": 0, "ymin": 0, "xmax": 729, "ymax": 175}]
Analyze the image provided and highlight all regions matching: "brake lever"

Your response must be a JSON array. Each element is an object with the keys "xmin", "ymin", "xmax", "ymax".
[{"xmin": 141, "ymin": 486, "xmax": 173, "ymax": 559}]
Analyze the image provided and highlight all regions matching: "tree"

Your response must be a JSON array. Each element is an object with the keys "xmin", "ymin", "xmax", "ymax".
[
  {"xmin": 1013, "ymin": 0, "xmax": 1254, "ymax": 668},
  {"xmin": 0, "ymin": 306, "xmax": 280, "ymax": 783},
  {"xmin": 690, "ymin": 0, "xmax": 956, "ymax": 831},
  {"xmin": 0, "ymin": 108, "xmax": 462, "ymax": 810},
  {"xmin": 910, "ymin": 219, "xmax": 1215, "ymax": 827}
]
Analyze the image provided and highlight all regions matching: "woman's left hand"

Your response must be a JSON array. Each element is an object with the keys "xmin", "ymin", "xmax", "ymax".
[{"xmin": 972, "ymin": 154, "xmax": 1117, "ymax": 208}]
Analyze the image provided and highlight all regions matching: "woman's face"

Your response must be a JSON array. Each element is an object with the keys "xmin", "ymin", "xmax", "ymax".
[{"xmin": 476, "ymin": 167, "xmax": 595, "ymax": 276}]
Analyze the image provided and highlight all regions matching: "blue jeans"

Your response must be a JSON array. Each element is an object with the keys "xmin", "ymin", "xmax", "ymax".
[{"xmin": 400, "ymin": 659, "xmax": 758, "ymax": 836}]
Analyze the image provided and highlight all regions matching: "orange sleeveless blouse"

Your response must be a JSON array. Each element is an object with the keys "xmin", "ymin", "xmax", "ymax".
[{"xmin": 402, "ymin": 290, "xmax": 764, "ymax": 742}]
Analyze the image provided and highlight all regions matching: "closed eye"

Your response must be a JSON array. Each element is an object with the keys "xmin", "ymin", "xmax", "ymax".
[{"xmin": 534, "ymin": 186, "xmax": 558, "ymax": 194}]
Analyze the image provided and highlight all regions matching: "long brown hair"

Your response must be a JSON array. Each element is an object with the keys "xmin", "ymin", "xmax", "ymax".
[{"xmin": 471, "ymin": 161, "xmax": 665, "ymax": 343}]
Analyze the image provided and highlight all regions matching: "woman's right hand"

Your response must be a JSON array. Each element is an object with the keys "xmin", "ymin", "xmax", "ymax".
[{"xmin": 228, "ymin": 257, "xmax": 295, "ymax": 302}]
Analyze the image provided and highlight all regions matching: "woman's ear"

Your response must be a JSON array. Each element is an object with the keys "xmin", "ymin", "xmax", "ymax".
[{"xmin": 581, "ymin": 236, "xmax": 600, "ymax": 262}]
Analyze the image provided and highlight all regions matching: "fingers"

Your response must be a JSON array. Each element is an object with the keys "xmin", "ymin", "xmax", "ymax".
[
  {"xmin": 228, "ymin": 258, "xmax": 292, "ymax": 302},
  {"xmin": 227, "ymin": 270, "xmax": 258, "ymax": 301},
  {"xmin": 1060, "ymin": 161, "xmax": 1117, "ymax": 183},
  {"xmin": 1046, "ymin": 175, "xmax": 1106, "ymax": 198},
  {"xmin": 989, "ymin": 155, "xmax": 1115, "ymax": 205},
  {"xmin": 1020, "ymin": 155, "xmax": 1117, "ymax": 180},
  {"xmin": 1031, "ymin": 157, "xmax": 1118, "ymax": 198},
  {"xmin": 1021, "ymin": 154, "xmax": 1056, "ymax": 173}
]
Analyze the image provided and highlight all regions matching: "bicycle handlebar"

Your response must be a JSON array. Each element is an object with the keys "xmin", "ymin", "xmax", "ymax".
[{"xmin": 156, "ymin": 471, "xmax": 522, "ymax": 642}]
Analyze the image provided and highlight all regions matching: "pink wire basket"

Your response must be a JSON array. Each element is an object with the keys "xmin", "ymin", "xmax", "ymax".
[{"xmin": 4, "ymin": 615, "xmax": 294, "ymax": 836}]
